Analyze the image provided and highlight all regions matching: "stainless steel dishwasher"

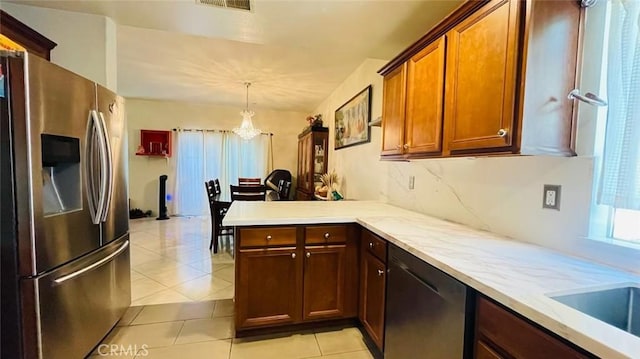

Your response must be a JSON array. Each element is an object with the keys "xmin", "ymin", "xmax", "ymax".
[{"xmin": 385, "ymin": 244, "xmax": 474, "ymax": 359}]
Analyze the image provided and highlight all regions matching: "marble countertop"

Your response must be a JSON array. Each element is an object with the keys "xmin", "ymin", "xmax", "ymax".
[{"xmin": 224, "ymin": 201, "xmax": 640, "ymax": 358}]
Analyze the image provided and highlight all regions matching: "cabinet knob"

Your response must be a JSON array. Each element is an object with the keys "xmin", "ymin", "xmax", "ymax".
[
  {"xmin": 377, "ymin": 269, "xmax": 384, "ymax": 276},
  {"xmin": 266, "ymin": 235, "xmax": 272, "ymax": 241},
  {"xmin": 306, "ymin": 252, "xmax": 311, "ymax": 258},
  {"xmin": 291, "ymin": 253, "xmax": 296, "ymax": 259},
  {"xmin": 369, "ymin": 242, "xmax": 374, "ymax": 249},
  {"xmin": 395, "ymin": 144, "xmax": 402, "ymax": 149},
  {"xmin": 497, "ymin": 129, "xmax": 508, "ymax": 138},
  {"xmin": 403, "ymin": 144, "xmax": 409, "ymax": 149},
  {"xmin": 324, "ymin": 232, "xmax": 330, "ymax": 239}
]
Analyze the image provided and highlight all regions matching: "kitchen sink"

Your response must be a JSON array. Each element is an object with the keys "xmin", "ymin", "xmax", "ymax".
[{"xmin": 549, "ymin": 284, "xmax": 640, "ymax": 338}]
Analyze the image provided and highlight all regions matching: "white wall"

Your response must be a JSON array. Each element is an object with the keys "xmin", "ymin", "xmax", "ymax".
[
  {"xmin": 1, "ymin": 3, "xmax": 117, "ymax": 91},
  {"xmin": 313, "ymin": 58, "xmax": 390, "ymax": 200},
  {"xmin": 317, "ymin": 59, "xmax": 640, "ymax": 275},
  {"xmin": 127, "ymin": 98, "xmax": 305, "ymax": 212}
]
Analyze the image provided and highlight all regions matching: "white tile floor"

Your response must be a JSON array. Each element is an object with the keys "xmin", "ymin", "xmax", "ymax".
[
  {"xmin": 93, "ymin": 300, "xmax": 372, "ymax": 359},
  {"xmin": 129, "ymin": 216, "xmax": 234, "ymax": 306}
]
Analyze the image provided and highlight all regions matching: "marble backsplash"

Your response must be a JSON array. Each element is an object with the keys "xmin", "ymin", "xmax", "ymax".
[
  {"xmin": 386, "ymin": 156, "xmax": 592, "ymax": 234},
  {"xmin": 383, "ymin": 155, "xmax": 640, "ymax": 275}
]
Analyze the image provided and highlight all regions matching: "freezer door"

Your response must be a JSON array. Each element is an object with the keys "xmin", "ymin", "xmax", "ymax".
[
  {"xmin": 97, "ymin": 85, "xmax": 129, "ymax": 244},
  {"xmin": 22, "ymin": 235, "xmax": 131, "ymax": 359},
  {"xmin": 15, "ymin": 54, "xmax": 101, "ymax": 275}
]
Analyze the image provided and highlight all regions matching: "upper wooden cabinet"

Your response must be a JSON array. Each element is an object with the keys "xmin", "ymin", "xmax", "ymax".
[
  {"xmin": 0, "ymin": 10, "xmax": 57, "ymax": 60},
  {"xmin": 381, "ymin": 65, "xmax": 406, "ymax": 156},
  {"xmin": 382, "ymin": 39, "xmax": 448, "ymax": 158},
  {"xmin": 444, "ymin": 0, "xmax": 519, "ymax": 153},
  {"xmin": 379, "ymin": 0, "xmax": 583, "ymax": 158},
  {"xmin": 405, "ymin": 36, "xmax": 447, "ymax": 156}
]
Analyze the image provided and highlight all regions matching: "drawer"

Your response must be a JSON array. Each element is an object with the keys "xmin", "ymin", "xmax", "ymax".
[
  {"xmin": 362, "ymin": 230, "xmax": 387, "ymax": 263},
  {"xmin": 239, "ymin": 227, "xmax": 297, "ymax": 248},
  {"xmin": 476, "ymin": 296, "xmax": 592, "ymax": 358},
  {"xmin": 305, "ymin": 225, "xmax": 348, "ymax": 245}
]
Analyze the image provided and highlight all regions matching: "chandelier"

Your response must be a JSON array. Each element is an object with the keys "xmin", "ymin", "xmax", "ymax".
[{"xmin": 232, "ymin": 82, "xmax": 261, "ymax": 140}]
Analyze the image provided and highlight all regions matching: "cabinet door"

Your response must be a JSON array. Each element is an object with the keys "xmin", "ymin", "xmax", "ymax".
[
  {"xmin": 476, "ymin": 296, "xmax": 593, "ymax": 358},
  {"xmin": 296, "ymin": 138, "xmax": 303, "ymax": 187},
  {"xmin": 236, "ymin": 247, "xmax": 302, "ymax": 329},
  {"xmin": 303, "ymin": 245, "xmax": 346, "ymax": 320},
  {"xmin": 381, "ymin": 64, "xmax": 406, "ymax": 156},
  {"xmin": 297, "ymin": 133, "xmax": 312, "ymax": 193},
  {"xmin": 405, "ymin": 36, "xmax": 446, "ymax": 155},
  {"xmin": 311, "ymin": 131, "xmax": 328, "ymax": 191},
  {"xmin": 475, "ymin": 340, "xmax": 504, "ymax": 359},
  {"xmin": 359, "ymin": 251, "xmax": 386, "ymax": 351},
  {"xmin": 444, "ymin": 0, "xmax": 520, "ymax": 153}
]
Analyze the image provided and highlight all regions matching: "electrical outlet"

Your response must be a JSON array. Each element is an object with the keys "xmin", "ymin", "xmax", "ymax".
[
  {"xmin": 409, "ymin": 176, "xmax": 415, "ymax": 190},
  {"xmin": 543, "ymin": 185, "xmax": 561, "ymax": 210}
]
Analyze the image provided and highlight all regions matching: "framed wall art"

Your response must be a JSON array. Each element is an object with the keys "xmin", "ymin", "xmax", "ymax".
[{"xmin": 334, "ymin": 85, "xmax": 371, "ymax": 150}]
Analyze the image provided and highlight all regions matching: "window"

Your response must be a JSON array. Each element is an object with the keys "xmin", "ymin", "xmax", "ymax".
[
  {"xmin": 585, "ymin": 0, "xmax": 640, "ymax": 245},
  {"xmin": 173, "ymin": 130, "xmax": 272, "ymax": 216}
]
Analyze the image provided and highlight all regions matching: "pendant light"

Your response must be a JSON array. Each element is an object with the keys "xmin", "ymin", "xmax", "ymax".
[{"xmin": 232, "ymin": 82, "xmax": 261, "ymax": 140}]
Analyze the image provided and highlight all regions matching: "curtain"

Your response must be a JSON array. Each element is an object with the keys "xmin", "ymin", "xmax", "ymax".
[
  {"xmin": 173, "ymin": 131, "xmax": 273, "ymax": 216},
  {"xmin": 174, "ymin": 131, "xmax": 206, "ymax": 216},
  {"xmin": 218, "ymin": 133, "xmax": 273, "ymax": 200},
  {"xmin": 598, "ymin": 0, "xmax": 640, "ymax": 210}
]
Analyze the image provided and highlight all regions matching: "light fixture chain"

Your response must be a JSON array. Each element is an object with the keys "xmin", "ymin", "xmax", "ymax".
[{"xmin": 245, "ymin": 82, "xmax": 250, "ymax": 111}]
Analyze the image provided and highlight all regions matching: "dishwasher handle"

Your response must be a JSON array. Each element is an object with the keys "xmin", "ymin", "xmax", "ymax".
[{"xmin": 392, "ymin": 258, "xmax": 439, "ymax": 295}]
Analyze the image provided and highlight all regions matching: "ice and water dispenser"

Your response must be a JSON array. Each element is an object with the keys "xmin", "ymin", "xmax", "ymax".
[{"xmin": 41, "ymin": 134, "xmax": 81, "ymax": 215}]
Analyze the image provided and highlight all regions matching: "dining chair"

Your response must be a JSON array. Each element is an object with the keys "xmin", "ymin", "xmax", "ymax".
[
  {"xmin": 238, "ymin": 177, "xmax": 262, "ymax": 186},
  {"xmin": 205, "ymin": 180, "xmax": 233, "ymax": 253},
  {"xmin": 213, "ymin": 178, "xmax": 222, "ymax": 194},
  {"xmin": 230, "ymin": 184, "xmax": 267, "ymax": 201},
  {"xmin": 277, "ymin": 179, "xmax": 292, "ymax": 200}
]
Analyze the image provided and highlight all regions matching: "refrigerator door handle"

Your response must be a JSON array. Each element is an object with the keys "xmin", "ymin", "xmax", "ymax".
[
  {"xmin": 92, "ymin": 110, "xmax": 109, "ymax": 225},
  {"xmin": 84, "ymin": 111, "xmax": 102, "ymax": 224},
  {"xmin": 98, "ymin": 111, "xmax": 113, "ymax": 222},
  {"xmin": 52, "ymin": 240, "xmax": 129, "ymax": 285}
]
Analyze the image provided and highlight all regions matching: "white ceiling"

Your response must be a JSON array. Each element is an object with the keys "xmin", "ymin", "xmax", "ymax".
[{"xmin": 9, "ymin": 0, "xmax": 463, "ymax": 111}]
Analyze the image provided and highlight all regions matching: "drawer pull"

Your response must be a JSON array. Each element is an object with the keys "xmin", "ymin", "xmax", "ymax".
[
  {"xmin": 324, "ymin": 232, "xmax": 330, "ymax": 239},
  {"xmin": 369, "ymin": 242, "xmax": 374, "ymax": 249},
  {"xmin": 291, "ymin": 253, "xmax": 296, "ymax": 259},
  {"xmin": 266, "ymin": 235, "xmax": 272, "ymax": 241},
  {"xmin": 306, "ymin": 252, "xmax": 311, "ymax": 258},
  {"xmin": 377, "ymin": 269, "xmax": 384, "ymax": 276}
]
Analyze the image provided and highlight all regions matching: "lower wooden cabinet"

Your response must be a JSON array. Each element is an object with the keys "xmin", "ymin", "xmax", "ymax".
[
  {"xmin": 236, "ymin": 247, "xmax": 302, "ymax": 329},
  {"xmin": 474, "ymin": 295, "xmax": 594, "ymax": 358},
  {"xmin": 359, "ymin": 230, "xmax": 387, "ymax": 351},
  {"xmin": 476, "ymin": 340, "xmax": 504, "ymax": 359},
  {"xmin": 235, "ymin": 224, "xmax": 359, "ymax": 333},
  {"xmin": 303, "ymin": 245, "xmax": 346, "ymax": 320}
]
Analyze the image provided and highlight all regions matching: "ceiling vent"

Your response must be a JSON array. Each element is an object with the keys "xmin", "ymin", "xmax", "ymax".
[{"xmin": 196, "ymin": 0, "xmax": 251, "ymax": 11}]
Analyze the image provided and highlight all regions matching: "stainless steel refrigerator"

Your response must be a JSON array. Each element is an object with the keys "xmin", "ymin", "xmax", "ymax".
[{"xmin": 1, "ymin": 50, "xmax": 131, "ymax": 359}]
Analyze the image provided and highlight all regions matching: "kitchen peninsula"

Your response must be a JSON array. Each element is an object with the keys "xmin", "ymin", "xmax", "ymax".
[{"xmin": 224, "ymin": 201, "xmax": 640, "ymax": 359}]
